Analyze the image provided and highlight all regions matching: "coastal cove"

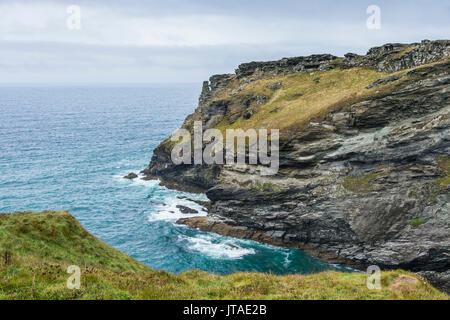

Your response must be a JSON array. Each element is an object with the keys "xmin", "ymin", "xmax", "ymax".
[{"xmin": 0, "ymin": 85, "xmax": 351, "ymax": 276}]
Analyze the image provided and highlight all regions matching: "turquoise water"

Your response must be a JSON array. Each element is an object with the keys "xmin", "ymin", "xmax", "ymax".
[{"xmin": 0, "ymin": 85, "xmax": 350, "ymax": 275}]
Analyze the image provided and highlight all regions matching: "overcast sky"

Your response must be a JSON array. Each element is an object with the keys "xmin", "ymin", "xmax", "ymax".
[{"xmin": 0, "ymin": 0, "xmax": 449, "ymax": 84}]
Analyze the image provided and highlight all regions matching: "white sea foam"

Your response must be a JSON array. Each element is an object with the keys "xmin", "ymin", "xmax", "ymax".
[
  {"xmin": 130, "ymin": 176, "xmax": 160, "ymax": 188},
  {"xmin": 148, "ymin": 192, "xmax": 207, "ymax": 222},
  {"xmin": 112, "ymin": 173, "xmax": 129, "ymax": 184},
  {"xmin": 112, "ymin": 171, "xmax": 159, "ymax": 188},
  {"xmin": 113, "ymin": 170, "xmax": 208, "ymax": 222},
  {"xmin": 283, "ymin": 251, "xmax": 292, "ymax": 267},
  {"xmin": 179, "ymin": 234, "xmax": 255, "ymax": 259}
]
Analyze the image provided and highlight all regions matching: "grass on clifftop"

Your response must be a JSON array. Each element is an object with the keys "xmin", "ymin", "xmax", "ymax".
[
  {"xmin": 211, "ymin": 60, "xmax": 449, "ymax": 136},
  {"xmin": 215, "ymin": 67, "xmax": 391, "ymax": 133},
  {"xmin": 0, "ymin": 211, "xmax": 447, "ymax": 300}
]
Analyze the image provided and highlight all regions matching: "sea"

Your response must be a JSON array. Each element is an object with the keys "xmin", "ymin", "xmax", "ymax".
[{"xmin": 0, "ymin": 85, "xmax": 352, "ymax": 275}]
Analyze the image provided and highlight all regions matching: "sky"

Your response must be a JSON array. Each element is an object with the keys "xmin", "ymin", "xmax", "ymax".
[{"xmin": 0, "ymin": 0, "xmax": 449, "ymax": 84}]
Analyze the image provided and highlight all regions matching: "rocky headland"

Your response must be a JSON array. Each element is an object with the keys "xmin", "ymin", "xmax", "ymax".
[{"xmin": 141, "ymin": 40, "xmax": 450, "ymax": 293}]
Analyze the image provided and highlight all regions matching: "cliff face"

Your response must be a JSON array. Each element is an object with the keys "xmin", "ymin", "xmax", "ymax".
[{"xmin": 142, "ymin": 40, "xmax": 450, "ymax": 292}]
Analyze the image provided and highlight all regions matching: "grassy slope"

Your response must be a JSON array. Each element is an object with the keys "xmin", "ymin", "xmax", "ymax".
[
  {"xmin": 0, "ymin": 211, "xmax": 447, "ymax": 300},
  {"xmin": 209, "ymin": 60, "xmax": 449, "ymax": 136},
  {"xmin": 217, "ymin": 67, "xmax": 388, "ymax": 132}
]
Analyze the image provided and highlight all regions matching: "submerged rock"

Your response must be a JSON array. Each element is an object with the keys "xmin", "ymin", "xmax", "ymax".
[
  {"xmin": 123, "ymin": 172, "xmax": 138, "ymax": 180},
  {"xmin": 176, "ymin": 196, "xmax": 211, "ymax": 210},
  {"xmin": 176, "ymin": 205, "xmax": 198, "ymax": 214}
]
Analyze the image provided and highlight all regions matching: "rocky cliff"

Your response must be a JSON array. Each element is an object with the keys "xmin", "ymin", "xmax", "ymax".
[{"xmin": 142, "ymin": 40, "xmax": 450, "ymax": 292}]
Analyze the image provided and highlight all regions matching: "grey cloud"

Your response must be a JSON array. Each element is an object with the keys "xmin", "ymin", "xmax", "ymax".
[{"xmin": 0, "ymin": 0, "xmax": 449, "ymax": 84}]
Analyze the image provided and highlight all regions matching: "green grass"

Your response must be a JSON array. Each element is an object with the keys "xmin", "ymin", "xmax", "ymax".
[
  {"xmin": 0, "ymin": 211, "xmax": 447, "ymax": 300},
  {"xmin": 253, "ymin": 182, "xmax": 284, "ymax": 194},
  {"xmin": 435, "ymin": 155, "xmax": 450, "ymax": 189},
  {"xmin": 213, "ymin": 67, "xmax": 393, "ymax": 134},
  {"xmin": 0, "ymin": 211, "xmax": 148, "ymax": 273},
  {"xmin": 426, "ymin": 155, "xmax": 450, "ymax": 203},
  {"xmin": 410, "ymin": 219, "xmax": 427, "ymax": 228},
  {"xmin": 341, "ymin": 173, "xmax": 379, "ymax": 193}
]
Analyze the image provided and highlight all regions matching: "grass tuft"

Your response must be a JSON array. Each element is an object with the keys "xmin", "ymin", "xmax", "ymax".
[
  {"xmin": 410, "ymin": 219, "xmax": 427, "ymax": 228},
  {"xmin": 341, "ymin": 173, "xmax": 378, "ymax": 194}
]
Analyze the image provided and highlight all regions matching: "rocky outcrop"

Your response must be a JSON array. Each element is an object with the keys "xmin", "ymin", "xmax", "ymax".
[
  {"xmin": 124, "ymin": 172, "xmax": 138, "ymax": 180},
  {"xmin": 362, "ymin": 40, "xmax": 450, "ymax": 72},
  {"xmin": 235, "ymin": 54, "xmax": 338, "ymax": 79},
  {"xmin": 176, "ymin": 205, "xmax": 198, "ymax": 214},
  {"xmin": 143, "ymin": 40, "xmax": 450, "ymax": 293}
]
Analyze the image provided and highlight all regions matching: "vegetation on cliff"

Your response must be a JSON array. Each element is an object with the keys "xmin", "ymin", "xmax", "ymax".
[
  {"xmin": 0, "ymin": 211, "xmax": 447, "ymax": 300},
  {"xmin": 214, "ymin": 67, "xmax": 388, "ymax": 133}
]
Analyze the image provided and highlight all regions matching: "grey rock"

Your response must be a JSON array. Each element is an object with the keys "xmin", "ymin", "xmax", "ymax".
[
  {"xmin": 176, "ymin": 205, "xmax": 199, "ymax": 214},
  {"xmin": 418, "ymin": 270, "xmax": 450, "ymax": 294},
  {"xmin": 366, "ymin": 74, "xmax": 401, "ymax": 89},
  {"xmin": 362, "ymin": 40, "xmax": 450, "ymax": 72},
  {"xmin": 123, "ymin": 172, "xmax": 138, "ymax": 180},
  {"xmin": 267, "ymin": 81, "xmax": 282, "ymax": 90}
]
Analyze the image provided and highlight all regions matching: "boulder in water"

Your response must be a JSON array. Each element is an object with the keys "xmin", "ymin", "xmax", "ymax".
[
  {"xmin": 123, "ymin": 172, "xmax": 138, "ymax": 180},
  {"xmin": 176, "ymin": 205, "xmax": 198, "ymax": 214}
]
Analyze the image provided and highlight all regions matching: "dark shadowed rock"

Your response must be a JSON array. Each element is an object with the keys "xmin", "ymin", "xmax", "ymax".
[
  {"xmin": 176, "ymin": 196, "xmax": 211, "ymax": 210},
  {"xmin": 365, "ymin": 74, "xmax": 401, "ymax": 89},
  {"xmin": 123, "ymin": 172, "xmax": 138, "ymax": 180},
  {"xmin": 176, "ymin": 205, "xmax": 198, "ymax": 214}
]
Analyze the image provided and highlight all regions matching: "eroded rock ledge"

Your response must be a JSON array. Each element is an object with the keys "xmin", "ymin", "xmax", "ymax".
[{"xmin": 176, "ymin": 216, "xmax": 363, "ymax": 269}]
